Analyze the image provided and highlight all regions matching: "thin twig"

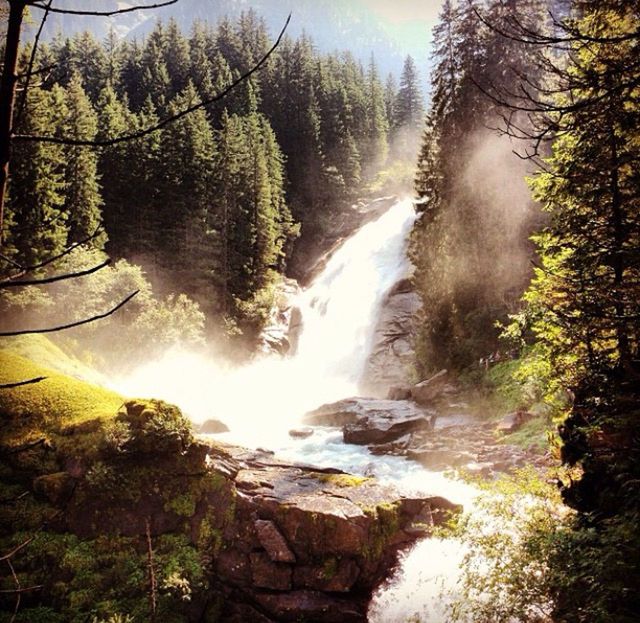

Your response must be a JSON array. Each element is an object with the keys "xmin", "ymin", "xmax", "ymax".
[
  {"xmin": 0, "ymin": 259, "xmax": 111, "ymax": 288},
  {"xmin": 145, "ymin": 518, "xmax": 157, "ymax": 623},
  {"xmin": 0, "ymin": 290, "xmax": 139, "ymax": 336},
  {"xmin": 28, "ymin": 0, "xmax": 180, "ymax": 17},
  {"xmin": 0, "ymin": 377, "xmax": 47, "ymax": 389}
]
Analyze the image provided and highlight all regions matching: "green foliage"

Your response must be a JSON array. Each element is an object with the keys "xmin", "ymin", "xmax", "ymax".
[
  {"xmin": 448, "ymin": 469, "xmax": 640, "ymax": 623},
  {"xmin": 1, "ymin": 247, "xmax": 206, "ymax": 370},
  {"xmin": 410, "ymin": 0, "xmax": 543, "ymax": 372}
]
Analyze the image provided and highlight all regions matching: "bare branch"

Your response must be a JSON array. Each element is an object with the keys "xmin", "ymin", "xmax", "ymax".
[
  {"xmin": 7, "ymin": 558, "xmax": 20, "ymax": 623},
  {"xmin": 145, "ymin": 517, "xmax": 157, "ymax": 623},
  {"xmin": 0, "ymin": 258, "xmax": 111, "ymax": 288},
  {"xmin": 0, "ymin": 224, "xmax": 105, "ymax": 275},
  {"xmin": 0, "ymin": 377, "xmax": 47, "ymax": 389},
  {"xmin": 0, "ymin": 538, "xmax": 34, "ymax": 562},
  {"xmin": 13, "ymin": 13, "xmax": 292, "ymax": 147},
  {"xmin": 0, "ymin": 290, "xmax": 139, "ymax": 336},
  {"xmin": 27, "ymin": 0, "xmax": 180, "ymax": 17}
]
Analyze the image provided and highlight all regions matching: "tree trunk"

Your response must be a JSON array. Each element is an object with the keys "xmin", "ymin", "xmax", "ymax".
[{"xmin": 0, "ymin": 0, "xmax": 26, "ymax": 247}]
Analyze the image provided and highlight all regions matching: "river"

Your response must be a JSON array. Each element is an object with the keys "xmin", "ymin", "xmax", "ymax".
[{"xmin": 115, "ymin": 197, "xmax": 478, "ymax": 622}]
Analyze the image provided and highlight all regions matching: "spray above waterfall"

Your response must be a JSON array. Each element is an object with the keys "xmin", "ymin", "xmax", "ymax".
[{"xmin": 113, "ymin": 198, "xmax": 417, "ymax": 447}]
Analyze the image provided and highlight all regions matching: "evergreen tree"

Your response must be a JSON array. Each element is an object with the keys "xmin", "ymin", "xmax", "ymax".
[
  {"xmin": 61, "ymin": 74, "xmax": 104, "ymax": 245},
  {"xmin": 164, "ymin": 18, "xmax": 191, "ymax": 97},
  {"xmin": 6, "ymin": 86, "xmax": 67, "ymax": 266},
  {"xmin": 394, "ymin": 55, "xmax": 424, "ymax": 131},
  {"xmin": 363, "ymin": 54, "xmax": 389, "ymax": 173},
  {"xmin": 383, "ymin": 73, "xmax": 397, "ymax": 130},
  {"xmin": 157, "ymin": 82, "xmax": 217, "ymax": 305}
]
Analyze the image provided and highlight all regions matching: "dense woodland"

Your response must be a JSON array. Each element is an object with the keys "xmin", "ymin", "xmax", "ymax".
[
  {"xmin": 1, "ymin": 11, "xmax": 424, "ymax": 353},
  {"xmin": 411, "ymin": 0, "xmax": 640, "ymax": 620}
]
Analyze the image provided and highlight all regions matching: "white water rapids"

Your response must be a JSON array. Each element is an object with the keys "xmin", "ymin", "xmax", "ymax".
[{"xmin": 114, "ymin": 197, "xmax": 478, "ymax": 622}]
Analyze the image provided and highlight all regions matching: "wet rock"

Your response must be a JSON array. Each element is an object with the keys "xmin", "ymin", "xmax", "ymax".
[
  {"xmin": 304, "ymin": 398, "xmax": 364, "ymax": 426},
  {"xmin": 410, "ymin": 369, "xmax": 450, "ymax": 406},
  {"xmin": 258, "ymin": 277, "xmax": 302, "ymax": 356},
  {"xmin": 199, "ymin": 418, "xmax": 229, "ymax": 434},
  {"xmin": 288, "ymin": 427, "xmax": 314, "ymax": 439},
  {"xmin": 343, "ymin": 413, "xmax": 430, "ymax": 445},
  {"xmin": 305, "ymin": 398, "xmax": 433, "ymax": 445}
]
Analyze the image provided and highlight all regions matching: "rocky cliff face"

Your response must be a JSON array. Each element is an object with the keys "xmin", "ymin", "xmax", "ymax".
[
  {"xmin": 360, "ymin": 278, "xmax": 422, "ymax": 397},
  {"xmin": 0, "ymin": 389, "xmax": 458, "ymax": 622}
]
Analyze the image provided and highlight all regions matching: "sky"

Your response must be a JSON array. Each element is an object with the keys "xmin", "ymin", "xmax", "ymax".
[{"xmin": 362, "ymin": 0, "xmax": 443, "ymax": 25}]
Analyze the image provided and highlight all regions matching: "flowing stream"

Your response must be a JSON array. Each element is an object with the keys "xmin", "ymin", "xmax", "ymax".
[{"xmin": 115, "ymin": 197, "xmax": 478, "ymax": 622}]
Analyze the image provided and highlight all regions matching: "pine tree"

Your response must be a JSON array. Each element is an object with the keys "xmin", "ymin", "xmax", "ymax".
[
  {"xmin": 6, "ymin": 86, "xmax": 67, "ymax": 266},
  {"xmin": 61, "ymin": 73, "xmax": 104, "ymax": 245},
  {"xmin": 394, "ymin": 55, "xmax": 424, "ymax": 131},
  {"xmin": 157, "ymin": 82, "xmax": 217, "ymax": 305},
  {"xmin": 383, "ymin": 73, "xmax": 397, "ymax": 130},
  {"xmin": 164, "ymin": 18, "xmax": 191, "ymax": 97},
  {"xmin": 362, "ymin": 54, "xmax": 389, "ymax": 173}
]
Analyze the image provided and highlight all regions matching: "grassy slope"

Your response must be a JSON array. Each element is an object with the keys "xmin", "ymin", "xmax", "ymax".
[{"xmin": 0, "ymin": 345, "xmax": 123, "ymax": 446}]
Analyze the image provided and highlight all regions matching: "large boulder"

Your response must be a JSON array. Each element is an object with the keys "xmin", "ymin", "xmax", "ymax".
[
  {"xmin": 360, "ymin": 278, "xmax": 422, "ymax": 397},
  {"xmin": 410, "ymin": 369, "xmax": 450, "ymax": 406},
  {"xmin": 304, "ymin": 398, "xmax": 434, "ymax": 446}
]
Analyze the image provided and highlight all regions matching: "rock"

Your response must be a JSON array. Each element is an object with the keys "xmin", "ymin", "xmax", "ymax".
[
  {"xmin": 199, "ymin": 418, "xmax": 229, "ymax": 434},
  {"xmin": 343, "ymin": 414, "xmax": 430, "ymax": 445},
  {"xmin": 304, "ymin": 398, "xmax": 433, "ymax": 446},
  {"xmin": 360, "ymin": 280, "xmax": 422, "ymax": 397},
  {"xmin": 33, "ymin": 472, "xmax": 75, "ymax": 505},
  {"xmin": 258, "ymin": 277, "xmax": 302, "ymax": 356},
  {"xmin": 250, "ymin": 552, "xmax": 293, "ymax": 590},
  {"xmin": 255, "ymin": 520, "xmax": 296, "ymax": 563},
  {"xmin": 304, "ymin": 399, "xmax": 363, "ymax": 426},
  {"xmin": 288, "ymin": 427, "xmax": 314, "ymax": 439},
  {"xmin": 410, "ymin": 370, "xmax": 449, "ymax": 406},
  {"xmin": 252, "ymin": 590, "xmax": 364, "ymax": 623},
  {"xmin": 496, "ymin": 410, "xmax": 535, "ymax": 433},
  {"xmin": 293, "ymin": 558, "xmax": 360, "ymax": 593},
  {"xmin": 387, "ymin": 385, "xmax": 412, "ymax": 400}
]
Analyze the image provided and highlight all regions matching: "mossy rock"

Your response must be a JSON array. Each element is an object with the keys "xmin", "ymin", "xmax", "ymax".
[{"xmin": 116, "ymin": 399, "xmax": 194, "ymax": 454}]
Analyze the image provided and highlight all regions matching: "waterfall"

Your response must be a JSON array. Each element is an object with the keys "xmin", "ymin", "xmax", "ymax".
[
  {"xmin": 114, "ymin": 197, "xmax": 417, "ymax": 446},
  {"xmin": 113, "ymin": 196, "xmax": 476, "ymax": 621}
]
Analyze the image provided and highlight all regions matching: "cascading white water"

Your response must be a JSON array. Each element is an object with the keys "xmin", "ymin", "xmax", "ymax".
[
  {"xmin": 113, "ymin": 196, "xmax": 477, "ymax": 622},
  {"xmin": 114, "ymin": 197, "xmax": 417, "ymax": 446}
]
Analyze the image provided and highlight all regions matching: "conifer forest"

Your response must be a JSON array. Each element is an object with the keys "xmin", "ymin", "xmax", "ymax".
[{"xmin": 0, "ymin": 1, "xmax": 638, "ymax": 622}]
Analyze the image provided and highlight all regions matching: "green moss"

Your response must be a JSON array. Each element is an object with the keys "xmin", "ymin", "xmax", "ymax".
[
  {"xmin": 0, "ymin": 335, "xmax": 105, "ymax": 384},
  {"xmin": 362, "ymin": 502, "xmax": 401, "ymax": 560},
  {"xmin": 321, "ymin": 557, "xmax": 339, "ymax": 580},
  {"xmin": 502, "ymin": 417, "xmax": 553, "ymax": 453},
  {"xmin": 0, "ymin": 350, "xmax": 123, "ymax": 446},
  {"xmin": 315, "ymin": 473, "xmax": 371, "ymax": 487},
  {"xmin": 165, "ymin": 492, "xmax": 197, "ymax": 517}
]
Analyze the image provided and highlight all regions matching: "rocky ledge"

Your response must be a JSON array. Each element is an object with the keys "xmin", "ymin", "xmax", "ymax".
[
  {"xmin": 209, "ymin": 445, "xmax": 459, "ymax": 622},
  {"xmin": 2, "ymin": 398, "xmax": 459, "ymax": 622}
]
